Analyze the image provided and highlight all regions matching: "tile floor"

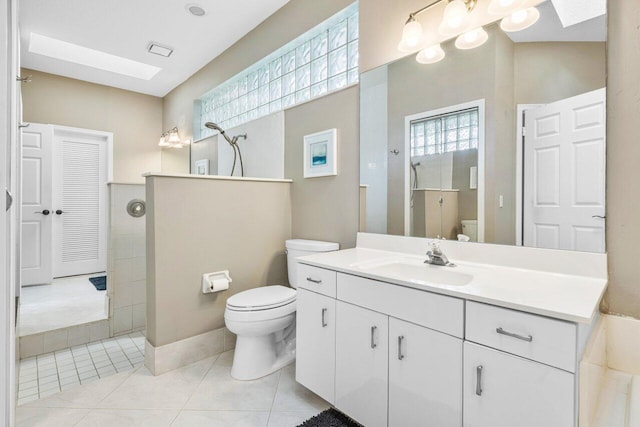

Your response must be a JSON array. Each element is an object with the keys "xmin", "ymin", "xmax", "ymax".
[
  {"xmin": 20, "ymin": 274, "xmax": 108, "ymax": 336},
  {"xmin": 18, "ymin": 332, "xmax": 145, "ymax": 406},
  {"xmin": 17, "ymin": 350, "xmax": 329, "ymax": 427}
]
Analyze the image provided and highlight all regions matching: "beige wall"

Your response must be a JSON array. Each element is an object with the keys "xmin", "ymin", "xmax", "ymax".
[
  {"xmin": 146, "ymin": 176, "xmax": 291, "ymax": 347},
  {"xmin": 161, "ymin": 0, "xmax": 355, "ymax": 173},
  {"xmin": 21, "ymin": 69, "xmax": 162, "ymax": 183},
  {"xmin": 284, "ymin": 87, "xmax": 360, "ymax": 249},
  {"xmin": 605, "ymin": 0, "xmax": 640, "ymax": 318},
  {"xmin": 514, "ymin": 43, "xmax": 606, "ymax": 105}
]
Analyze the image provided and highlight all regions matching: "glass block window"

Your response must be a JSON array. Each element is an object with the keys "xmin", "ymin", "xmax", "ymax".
[
  {"xmin": 196, "ymin": 2, "xmax": 359, "ymax": 139},
  {"xmin": 410, "ymin": 108, "xmax": 479, "ymax": 156}
]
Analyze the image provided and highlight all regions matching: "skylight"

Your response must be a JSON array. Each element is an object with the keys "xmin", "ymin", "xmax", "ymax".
[{"xmin": 28, "ymin": 33, "xmax": 162, "ymax": 81}]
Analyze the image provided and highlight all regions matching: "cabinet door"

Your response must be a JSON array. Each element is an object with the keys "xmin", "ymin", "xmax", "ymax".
[
  {"xmin": 389, "ymin": 317, "xmax": 462, "ymax": 427},
  {"xmin": 463, "ymin": 342, "xmax": 574, "ymax": 427},
  {"xmin": 296, "ymin": 288, "xmax": 336, "ymax": 404},
  {"xmin": 336, "ymin": 301, "xmax": 388, "ymax": 427}
]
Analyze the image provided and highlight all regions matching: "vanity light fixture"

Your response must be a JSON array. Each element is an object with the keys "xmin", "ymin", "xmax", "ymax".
[
  {"xmin": 500, "ymin": 7, "xmax": 540, "ymax": 32},
  {"xmin": 487, "ymin": 0, "xmax": 525, "ymax": 15},
  {"xmin": 398, "ymin": 0, "xmax": 540, "ymax": 65},
  {"xmin": 158, "ymin": 127, "xmax": 187, "ymax": 148},
  {"xmin": 416, "ymin": 44, "xmax": 446, "ymax": 64},
  {"xmin": 455, "ymin": 27, "xmax": 488, "ymax": 50},
  {"xmin": 438, "ymin": 0, "xmax": 477, "ymax": 36}
]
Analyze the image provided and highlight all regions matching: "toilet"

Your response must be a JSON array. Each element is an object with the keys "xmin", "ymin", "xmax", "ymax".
[
  {"xmin": 224, "ymin": 239, "xmax": 339, "ymax": 380},
  {"xmin": 461, "ymin": 219, "xmax": 478, "ymax": 242}
]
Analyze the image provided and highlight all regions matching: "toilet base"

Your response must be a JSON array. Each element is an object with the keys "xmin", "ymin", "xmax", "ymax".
[{"xmin": 231, "ymin": 333, "xmax": 296, "ymax": 380}]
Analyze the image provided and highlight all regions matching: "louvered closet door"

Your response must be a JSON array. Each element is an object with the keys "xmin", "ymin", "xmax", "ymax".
[{"xmin": 52, "ymin": 131, "xmax": 107, "ymax": 277}]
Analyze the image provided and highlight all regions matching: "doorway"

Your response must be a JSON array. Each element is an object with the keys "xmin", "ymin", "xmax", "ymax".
[{"xmin": 19, "ymin": 124, "xmax": 112, "ymax": 340}]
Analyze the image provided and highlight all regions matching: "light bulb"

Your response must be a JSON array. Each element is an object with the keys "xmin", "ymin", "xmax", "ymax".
[
  {"xmin": 158, "ymin": 135, "xmax": 170, "ymax": 147},
  {"xmin": 168, "ymin": 131, "xmax": 181, "ymax": 144},
  {"xmin": 402, "ymin": 19, "xmax": 423, "ymax": 48},
  {"xmin": 439, "ymin": 0, "xmax": 471, "ymax": 36},
  {"xmin": 500, "ymin": 7, "xmax": 540, "ymax": 32},
  {"xmin": 455, "ymin": 27, "xmax": 488, "ymax": 50},
  {"xmin": 416, "ymin": 44, "xmax": 445, "ymax": 64},
  {"xmin": 488, "ymin": 0, "xmax": 525, "ymax": 15}
]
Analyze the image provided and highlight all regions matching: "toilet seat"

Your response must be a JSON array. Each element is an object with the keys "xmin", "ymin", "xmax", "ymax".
[{"xmin": 226, "ymin": 285, "xmax": 296, "ymax": 311}]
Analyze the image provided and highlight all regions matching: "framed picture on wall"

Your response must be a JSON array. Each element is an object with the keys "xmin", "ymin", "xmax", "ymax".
[
  {"xmin": 195, "ymin": 159, "xmax": 209, "ymax": 175},
  {"xmin": 303, "ymin": 128, "xmax": 337, "ymax": 178}
]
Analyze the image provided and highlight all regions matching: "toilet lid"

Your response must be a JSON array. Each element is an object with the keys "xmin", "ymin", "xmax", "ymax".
[{"xmin": 226, "ymin": 285, "xmax": 296, "ymax": 311}]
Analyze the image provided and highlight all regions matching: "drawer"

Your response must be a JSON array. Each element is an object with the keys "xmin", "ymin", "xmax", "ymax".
[
  {"xmin": 465, "ymin": 301, "xmax": 577, "ymax": 372},
  {"xmin": 297, "ymin": 264, "xmax": 337, "ymax": 298},
  {"xmin": 337, "ymin": 273, "xmax": 464, "ymax": 338}
]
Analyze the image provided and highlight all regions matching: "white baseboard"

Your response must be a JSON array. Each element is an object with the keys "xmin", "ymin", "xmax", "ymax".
[
  {"xmin": 606, "ymin": 314, "xmax": 640, "ymax": 374},
  {"xmin": 145, "ymin": 327, "xmax": 236, "ymax": 376}
]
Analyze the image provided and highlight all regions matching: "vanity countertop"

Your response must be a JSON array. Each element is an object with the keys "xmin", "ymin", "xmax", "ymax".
[{"xmin": 297, "ymin": 247, "xmax": 607, "ymax": 324}]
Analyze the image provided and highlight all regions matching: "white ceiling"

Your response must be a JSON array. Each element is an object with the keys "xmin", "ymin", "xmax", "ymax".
[
  {"xmin": 19, "ymin": 0, "xmax": 291, "ymax": 97},
  {"xmin": 507, "ymin": 0, "xmax": 606, "ymax": 43}
]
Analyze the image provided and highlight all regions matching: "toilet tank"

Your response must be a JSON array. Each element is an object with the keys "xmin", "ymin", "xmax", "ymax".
[
  {"xmin": 461, "ymin": 220, "xmax": 478, "ymax": 242},
  {"xmin": 286, "ymin": 239, "xmax": 339, "ymax": 288}
]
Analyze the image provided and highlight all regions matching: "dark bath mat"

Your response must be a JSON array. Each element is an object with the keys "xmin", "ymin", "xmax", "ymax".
[
  {"xmin": 297, "ymin": 408, "xmax": 363, "ymax": 427},
  {"xmin": 89, "ymin": 276, "xmax": 107, "ymax": 291}
]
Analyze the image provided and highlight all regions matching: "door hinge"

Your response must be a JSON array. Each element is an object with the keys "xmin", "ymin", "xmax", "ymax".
[
  {"xmin": 522, "ymin": 126, "xmax": 527, "ymax": 137},
  {"xmin": 5, "ymin": 189, "xmax": 13, "ymax": 211}
]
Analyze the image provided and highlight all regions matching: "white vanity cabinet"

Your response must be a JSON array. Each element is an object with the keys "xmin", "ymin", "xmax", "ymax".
[
  {"xmin": 388, "ymin": 317, "xmax": 463, "ymax": 427},
  {"xmin": 335, "ymin": 301, "xmax": 389, "ymax": 427},
  {"xmin": 296, "ymin": 261, "xmax": 590, "ymax": 427},
  {"xmin": 463, "ymin": 342, "xmax": 574, "ymax": 427},
  {"xmin": 295, "ymin": 287, "xmax": 336, "ymax": 404}
]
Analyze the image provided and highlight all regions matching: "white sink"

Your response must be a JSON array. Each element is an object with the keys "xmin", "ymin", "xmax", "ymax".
[{"xmin": 353, "ymin": 257, "xmax": 473, "ymax": 287}]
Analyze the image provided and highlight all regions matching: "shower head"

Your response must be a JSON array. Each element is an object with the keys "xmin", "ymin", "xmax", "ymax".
[{"xmin": 204, "ymin": 122, "xmax": 225, "ymax": 134}]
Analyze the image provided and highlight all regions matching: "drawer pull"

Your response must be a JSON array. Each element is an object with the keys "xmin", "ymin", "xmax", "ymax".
[
  {"xmin": 321, "ymin": 308, "xmax": 328, "ymax": 327},
  {"xmin": 306, "ymin": 277, "xmax": 322, "ymax": 284},
  {"xmin": 397, "ymin": 336, "xmax": 405, "ymax": 360},
  {"xmin": 476, "ymin": 365, "xmax": 483, "ymax": 396},
  {"xmin": 496, "ymin": 327, "xmax": 533, "ymax": 342},
  {"xmin": 371, "ymin": 326, "xmax": 377, "ymax": 349}
]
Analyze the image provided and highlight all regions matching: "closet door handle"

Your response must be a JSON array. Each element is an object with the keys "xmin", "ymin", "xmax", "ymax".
[
  {"xmin": 370, "ymin": 326, "xmax": 377, "ymax": 349},
  {"xmin": 476, "ymin": 365, "xmax": 483, "ymax": 396},
  {"xmin": 35, "ymin": 210, "xmax": 50, "ymax": 215},
  {"xmin": 55, "ymin": 210, "xmax": 64, "ymax": 215},
  {"xmin": 321, "ymin": 308, "xmax": 327, "ymax": 327},
  {"xmin": 397, "ymin": 336, "xmax": 405, "ymax": 360}
]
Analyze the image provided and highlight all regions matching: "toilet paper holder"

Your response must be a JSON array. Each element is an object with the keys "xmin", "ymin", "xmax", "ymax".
[{"xmin": 202, "ymin": 270, "xmax": 232, "ymax": 294}]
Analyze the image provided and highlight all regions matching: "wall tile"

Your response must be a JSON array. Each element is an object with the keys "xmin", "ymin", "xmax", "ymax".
[
  {"xmin": 89, "ymin": 320, "xmax": 110, "ymax": 342},
  {"xmin": 113, "ymin": 234, "xmax": 134, "ymax": 260},
  {"xmin": 113, "ymin": 258, "xmax": 134, "ymax": 285},
  {"xmin": 132, "ymin": 304, "xmax": 146, "ymax": 330},
  {"xmin": 113, "ymin": 307, "xmax": 133, "ymax": 334},
  {"xmin": 68, "ymin": 325, "xmax": 91, "ymax": 347},
  {"xmin": 113, "ymin": 283, "xmax": 133, "ymax": 309},
  {"xmin": 131, "ymin": 280, "xmax": 146, "ymax": 305},
  {"xmin": 20, "ymin": 334, "xmax": 44, "ymax": 358},
  {"xmin": 131, "ymin": 257, "xmax": 146, "ymax": 281},
  {"xmin": 43, "ymin": 329, "xmax": 69, "ymax": 353}
]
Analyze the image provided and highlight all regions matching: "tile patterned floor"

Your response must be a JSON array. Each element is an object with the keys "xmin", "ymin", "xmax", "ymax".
[
  {"xmin": 18, "ymin": 332, "xmax": 145, "ymax": 405},
  {"xmin": 17, "ymin": 350, "xmax": 329, "ymax": 427}
]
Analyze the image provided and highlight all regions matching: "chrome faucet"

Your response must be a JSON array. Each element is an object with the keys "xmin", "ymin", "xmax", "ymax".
[{"xmin": 425, "ymin": 241, "xmax": 454, "ymax": 267}]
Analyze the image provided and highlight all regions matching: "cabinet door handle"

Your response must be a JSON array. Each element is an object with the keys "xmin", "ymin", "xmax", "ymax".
[
  {"xmin": 306, "ymin": 277, "xmax": 322, "ymax": 284},
  {"xmin": 476, "ymin": 365, "xmax": 483, "ymax": 396},
  {"xmin": 370, "ymin": 326, "xmax": 377, "ymax": 349},
  {"xmin": 397, "ymin": 336, "xmax": 405, "ymax": 360},
  {"xmin": 496, "ymin": 327, "xmax": 533, "ymax": 342},
  {"xmin": 321, "ymin": 308, "xmax": 327, "ymax": 327}
]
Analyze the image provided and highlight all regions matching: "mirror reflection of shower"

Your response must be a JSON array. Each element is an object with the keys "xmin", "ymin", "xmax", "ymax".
[
  {"xmin": 204, "ymin": 122, "xmax": 247, "ymax": 177},
  {"xmin": 410, "ymin": 161, "xmax": 420, "ymax": 207}
]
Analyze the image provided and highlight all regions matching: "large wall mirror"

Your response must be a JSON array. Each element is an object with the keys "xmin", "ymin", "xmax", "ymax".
[{"xmin": 359, "ymin": 1, "xmax": 607, "ymax": 253}]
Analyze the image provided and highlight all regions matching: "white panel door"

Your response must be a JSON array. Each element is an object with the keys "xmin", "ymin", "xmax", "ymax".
[
  {"xmin": 523, "ymin": 88, "xmax": 606, "ymax": 252},
  {"xmin": 295, "ymin": 288, "xmax": 336, "ymax": 404},
  {"xmin": 52, "ymin": 130, "xmax": 107, "ymax": 277},
  {"xmin": 21, "ymin": 123, "xmax": 53, "ymax": 285},
  {"xmin": 388, "ymin": 317, "xmax": 463, "ymax": 427},
  {"xmin": 335, "ymin": 301, "xmax": 388, "ymax": 427},
  {"xmin": 463, "ymin": 342, "xmax": 574, "ymax": 427}
]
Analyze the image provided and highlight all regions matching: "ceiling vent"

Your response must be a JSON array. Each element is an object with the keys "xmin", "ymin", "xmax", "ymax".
[{"xmin": 147, "ymin": 43, "xmax": 173, "ymax": 58}]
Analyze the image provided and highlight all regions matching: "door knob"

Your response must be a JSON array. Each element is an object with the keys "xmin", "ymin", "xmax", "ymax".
[
  {"xmin": 35, "ymin": 210, "xmax": 50, "ymax": 215},
  {"xmin": 55, "ymin": 210, "xmax": 64, "ymax": 215}
]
